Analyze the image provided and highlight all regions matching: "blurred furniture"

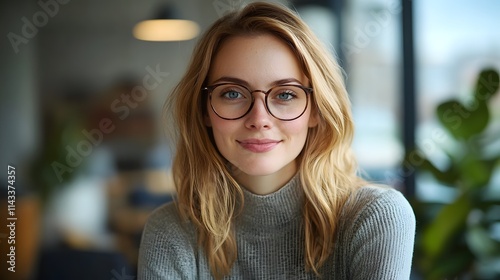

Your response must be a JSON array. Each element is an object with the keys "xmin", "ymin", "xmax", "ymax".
[{"xmin": 36, "ymin": 247, "xmax": 134, "ymax": 280}]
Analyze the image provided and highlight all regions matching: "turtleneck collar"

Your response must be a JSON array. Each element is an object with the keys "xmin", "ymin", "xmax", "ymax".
[{"xmin": 236, "ymin": 174, "xmax": 304, "ymax": 230}]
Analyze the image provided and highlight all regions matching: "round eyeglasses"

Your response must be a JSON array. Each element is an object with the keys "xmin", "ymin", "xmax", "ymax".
[{"xmin": 203, "ymin": 83, "xmax": 313, "ymax": 121}]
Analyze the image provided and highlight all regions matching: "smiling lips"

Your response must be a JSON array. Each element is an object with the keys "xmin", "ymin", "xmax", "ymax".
[{"xmin": 237, "ymin": 139, "xmax": 281, "ymax": 153}]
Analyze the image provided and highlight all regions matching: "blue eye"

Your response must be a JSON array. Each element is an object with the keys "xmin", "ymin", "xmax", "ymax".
[
  {"xmin": 276, "ymin": 91, "xmax": 296, "ymax": 100},
  {"xmin": 223, "ymin": 90, "xmax": 242, "ymax": 99}
]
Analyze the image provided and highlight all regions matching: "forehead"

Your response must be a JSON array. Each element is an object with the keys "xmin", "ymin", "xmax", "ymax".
[{"xmin": 207, "ymin": 34, "xmax": 307, "ymax": 86}]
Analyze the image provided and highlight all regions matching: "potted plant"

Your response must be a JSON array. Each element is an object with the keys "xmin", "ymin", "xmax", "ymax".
[{"xmin": 411, "ymin": 68, "xmax": 500, "ymax": 279}]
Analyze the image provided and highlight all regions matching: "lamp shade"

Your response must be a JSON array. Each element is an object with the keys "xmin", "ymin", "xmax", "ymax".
[{"xmin": 133, "ymin": 5, "xmax": 200, "ymax": 41}]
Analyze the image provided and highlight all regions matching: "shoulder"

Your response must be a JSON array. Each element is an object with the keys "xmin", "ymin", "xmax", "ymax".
[
  {"xmin": 334, "ymin": 186, "xmax": 416, "ymax": 278},
  {"xmin": 346, "ymin": 185, "xmax": 414, "ymax": 217},
  {"xmin": 138, "ymin": 202, "xmax": 198, "ymax": 278},
  {"xmin": 339, "ymin": 185, "xmax": 416, "ymax": 234},
  {"xmin": 144, "ymin": 202, "xmax": 184, "ymax": 230},
  {"xmin": 141, "ymin": 201, "xmax": 195, "ymax": 247}
]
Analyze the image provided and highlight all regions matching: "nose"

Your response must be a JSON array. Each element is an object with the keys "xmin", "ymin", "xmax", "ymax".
[{"xmin": 244, "ymin": 94, "xmax": 272, "ymax": 129}]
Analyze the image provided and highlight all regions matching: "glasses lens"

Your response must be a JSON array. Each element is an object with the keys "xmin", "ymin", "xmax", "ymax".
[
  {"xmin": 210, "ymin": 84, "xmax": 252, "ymax": 119},
  {"xmin": 267, "ymin": 85, "xmax": 308, "ymax": 120},
  {"xmin": 209, "ymin": 84, "xmax": 309, "ymax": 120}
]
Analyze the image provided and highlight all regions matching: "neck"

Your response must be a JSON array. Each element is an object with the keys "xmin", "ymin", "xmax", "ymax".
[
  {"xmin": 237, "ymin": 173, "xmax": 303, "ymax": 230},
  {"xmin": 234, "ymin": 161, "xmax": 297, "ymax": 195}
]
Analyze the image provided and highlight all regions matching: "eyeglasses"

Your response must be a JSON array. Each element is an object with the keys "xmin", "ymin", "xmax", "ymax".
[{"xmin": 203, "ymin": 83, "xmax": 313, "ymax": 121}]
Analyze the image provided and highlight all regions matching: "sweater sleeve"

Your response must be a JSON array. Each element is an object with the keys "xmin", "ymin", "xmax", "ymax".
[
  {"xmin": 138, "ymin": 203, "xmax": 197, "ymax": 280},
  {"xmin": 347, "ymin": 188, "xmax": 416, "ymax": 280}
]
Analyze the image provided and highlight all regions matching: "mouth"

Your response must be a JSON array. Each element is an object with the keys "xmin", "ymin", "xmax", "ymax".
[{"xmin": 237, "ymin": 139, "xmax": 281, "ymax": 153}]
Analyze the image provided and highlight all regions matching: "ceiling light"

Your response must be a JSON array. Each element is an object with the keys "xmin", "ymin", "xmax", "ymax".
[{"xmin": 133, "ymin": 5, "xmax": 200, "ymax": 42}]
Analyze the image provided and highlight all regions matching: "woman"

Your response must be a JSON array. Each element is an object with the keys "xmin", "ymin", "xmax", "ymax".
[{"xmin": 138, "ymin": 2, "xmax": 415, "ymax": 279}]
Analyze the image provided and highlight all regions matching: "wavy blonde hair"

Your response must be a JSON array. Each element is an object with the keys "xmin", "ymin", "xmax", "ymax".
[{"xmin": 164, "ymin": 2, "xmax": 365, "ymax": 279}]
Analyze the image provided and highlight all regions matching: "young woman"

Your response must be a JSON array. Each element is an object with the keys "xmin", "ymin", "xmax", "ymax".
[{"xmin": 138, "ymin": 2, "xmax": 415, "ymax": 279}]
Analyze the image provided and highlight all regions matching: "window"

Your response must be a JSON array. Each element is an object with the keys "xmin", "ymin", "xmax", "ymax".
[{"xmin": 415, "ymin": 0, "xmax": 500, "ymax": 201}]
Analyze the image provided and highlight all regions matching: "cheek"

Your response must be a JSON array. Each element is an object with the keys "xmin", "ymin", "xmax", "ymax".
[
  {"xmin": 208, "ymin": 112, "xmax": 236, "ymax": 147},
  {"xmin": 281, "ymin": 118, "xmax": 312, "ymax": 146},
  {"xmin": 290, "ymin": 112, "xmax": 315, "ymax": 135}
]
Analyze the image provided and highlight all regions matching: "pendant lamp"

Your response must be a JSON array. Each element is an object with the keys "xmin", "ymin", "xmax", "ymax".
[{"xmin": 133, "ymin": 4, "xmax": 200, "ymax": 41}]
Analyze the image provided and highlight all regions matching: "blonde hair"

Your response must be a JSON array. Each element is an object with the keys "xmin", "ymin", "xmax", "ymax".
[{"xmin": 164, "ymin": 2, "xmax": 365, "ymax": 278}]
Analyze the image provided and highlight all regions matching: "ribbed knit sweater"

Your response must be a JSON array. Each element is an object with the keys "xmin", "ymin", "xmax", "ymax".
[{"xmin": 138, "ymin": 176, "xmax": 416, "ymax": 279}]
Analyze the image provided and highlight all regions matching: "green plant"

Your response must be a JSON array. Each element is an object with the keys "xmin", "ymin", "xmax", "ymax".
[
  {"xmin": 412, "ymin": 68, "xmax": 500, "ymax": 279},
  {"xmin": 28, "ymin": 98, "xmax": 89, "ymax": 206}
]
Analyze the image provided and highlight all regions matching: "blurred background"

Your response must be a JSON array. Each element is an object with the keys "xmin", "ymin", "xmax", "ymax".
[{"xmin": 1, "ymin": 0, "xmax": 499, "ymax": 279}]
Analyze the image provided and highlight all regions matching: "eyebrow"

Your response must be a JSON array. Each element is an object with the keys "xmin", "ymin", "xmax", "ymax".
[{"xmin": 210, "ymin": 76, "xmax": 305, "ymax": 87}]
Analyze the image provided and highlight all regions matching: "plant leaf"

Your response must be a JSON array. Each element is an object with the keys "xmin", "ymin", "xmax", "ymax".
[
  {"xmin": 437, "ymin": 100, "xmax": 489, "ymax": 139},
  {"xmin": 459, "ymin": 155, "xmax": 496, "ymax": 189},
  {"xmin": 422, "ymin": 192, "xmax": 470, "ymax": 259},
  {"xmin": 411, "ymin": 151, "xmax": 459, "ymax": 186},
  {"xmin": 474, "ymin": 69, "xmax": 500, "ymax": 103}
]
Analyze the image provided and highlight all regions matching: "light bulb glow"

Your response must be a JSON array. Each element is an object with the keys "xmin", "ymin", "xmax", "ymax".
[{"xmin": 133, "ymin": 19, "xmax": 200, "ymax": 41}]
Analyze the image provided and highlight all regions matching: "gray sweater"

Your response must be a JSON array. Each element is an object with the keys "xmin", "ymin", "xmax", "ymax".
[{"xmin": 138, "ymin": 176, "xmax": 416, "ymax": 279}]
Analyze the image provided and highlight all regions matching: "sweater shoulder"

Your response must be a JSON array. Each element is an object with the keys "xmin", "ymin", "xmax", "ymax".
[
  {"xmin": 340, "ymin": 185, "xmax": 415, "ymax": 231},
  {"xmin": 142, "ymin": 201, "xmax": 195, "ymax": 243},
  {"xmin": 347, "ymin": 185, "xmax": 413, "ymax": 212},
  {"xmin": 332, "ymin": 186, "xmax": 416, "ymax": 279},
  {"xmin": 138, "ymin": 202, "xmax": 198, "ymax": 279},
  {"xmin": 146, "ymin": 201, "xmax": 184, "ymax": 229}
]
